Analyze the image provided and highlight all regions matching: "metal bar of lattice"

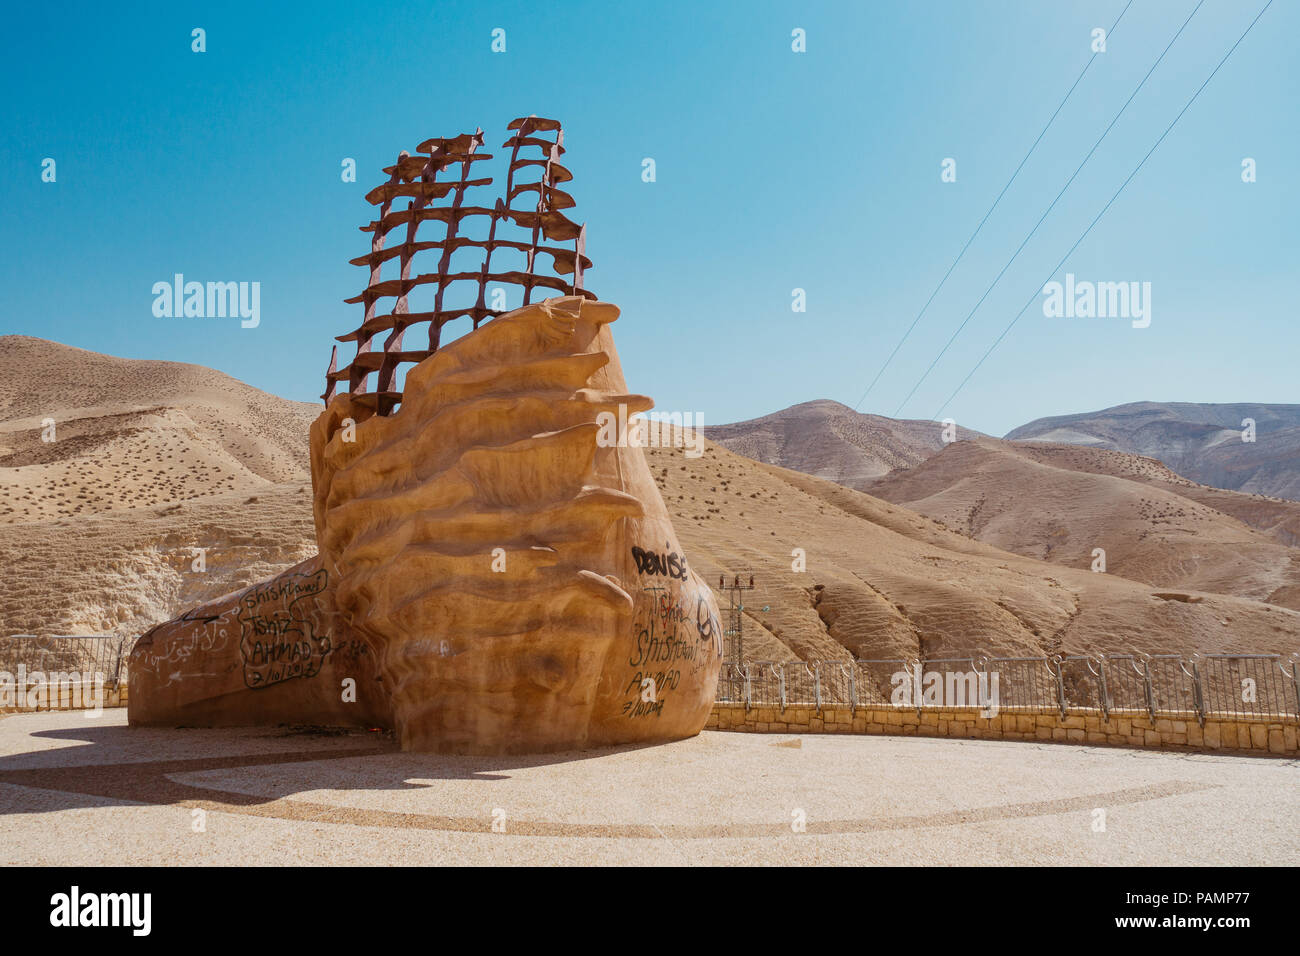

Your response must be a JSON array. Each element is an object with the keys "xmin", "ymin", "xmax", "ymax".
[
  {"xmin": 522, "ymin": 140, "xmax": 558, "ymax": 306},
  {"xmin": 1088, "ymin": 656, "xmax": 1109, "ymax": 721},
  {"xmin": 573, "ymin": 223, "xmax": 587, "ymax": 292},
  {"xmin": 428, "ymin": 130, "xmax": 486, "ymax": 353},
  {"xmin": 321, "ymin": 345, "xmax": 338, "ymax": 403},
  {"xmin": 350, "ymin": 156, "xmax": 403, "ymax": 398},
  {"xmin": 1099, "ymin": 656, "xmax": 1111, "ymax": 716},
  {"xmin": 914, "ymin": 657, "xmax": 928, "ymax": 713},
  {"xmin": 1285, "ymin": 656, "xmax": 1300, "ymax": 718},
  {"xmin": 975, "ymin": 655, "xmax": 991, "ymax": 714},
  {"xmin": 474, "ymin": 118, "xmax": 533, "ymax": 324},
  {"xmin": 327, "ymin": 118, "xmax": 594, "ymax": 415},
  {"xmin": 1141, "ymin": 657, "xmax": 1156, "ymax": 721}
]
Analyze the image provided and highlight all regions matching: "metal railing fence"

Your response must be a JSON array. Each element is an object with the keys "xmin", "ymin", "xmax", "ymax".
[
  {"xmin": 718, "ymin": 653, "xmax": 1300, "ymax": 725},
  {"xmin": 0, "ymin": 634, "xmax": 130, "ymax": 693}
]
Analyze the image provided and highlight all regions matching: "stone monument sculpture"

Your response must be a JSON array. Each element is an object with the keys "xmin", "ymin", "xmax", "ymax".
[{"xmin": 129, "ymin": 117, "xmax": 724, "ymax": 753}]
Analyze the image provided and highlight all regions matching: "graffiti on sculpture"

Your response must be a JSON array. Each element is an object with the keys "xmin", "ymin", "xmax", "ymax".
[
  {"xmin": 630, "ymin": 544, "xmax": 688, "ymax": 580},
  {"xmin": 131, "ymin": 605, "xmax": 238, "ymax": 687},
  {"xmin": 696, "ymin": 593, "xmax": 723, "ymax": 660},
  {"xmin": 620, "ymin": 669, "xmax": 680, "ymax": 719},
  {"xmin": 629, "ymin": 588, "xmax": 707, "ymax": 671},
  {"xmin": 130, "ymin": 118, "xmax": 724, "ymax": 753},
  {"xmin": 329, "ymin": 638, "xmax": 373, "ymax": 669},
  {"xmin": 617, "ymin": 584, "xmax": 721, "ymax": 720},
  {"xmin": 237, "ymin": 568, "xmax": 333, "ymax": 689}
]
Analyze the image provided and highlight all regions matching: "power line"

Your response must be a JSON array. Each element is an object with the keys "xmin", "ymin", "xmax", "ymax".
[
  {"xmin": 892, "ymin": 0, "xmax": 1206, "ymax": 418},
  {"xmin": 853, "ymin": 0, "xmax": 1134, "ymax": 412},
  {"xmin": 932, "ymin": 0, "xmax": 1274, "ymax": 422}
]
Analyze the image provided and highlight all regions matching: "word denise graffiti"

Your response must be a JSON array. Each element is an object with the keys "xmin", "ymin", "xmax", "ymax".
[
  {"xmin": 630, "ymin": 544, "xmax": 688, "ymax": 580},
  {"xmin": 237, "ymin": 568, "xmax": 333, "ymax": 689}
]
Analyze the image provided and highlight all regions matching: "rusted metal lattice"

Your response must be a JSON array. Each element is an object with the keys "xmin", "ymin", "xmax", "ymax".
[{"xmin": 322, "ymin": 115, "xmax": 595, "ymax": 414}]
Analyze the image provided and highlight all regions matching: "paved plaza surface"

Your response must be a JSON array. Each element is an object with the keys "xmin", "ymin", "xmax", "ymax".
[{"xmin": 0, "ymin": 710, "xmax": 1294, "ymax": 865}]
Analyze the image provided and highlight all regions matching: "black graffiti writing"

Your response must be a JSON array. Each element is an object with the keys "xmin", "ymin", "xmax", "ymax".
[
  {"xmin": 238, "ymin": 568, "xmax": 332, "ymax": 689},
  {"xmin": 245, "ymin": 635, "xmax": 314, "ymax": 667},
  {"xmin": 620, "ymin": 697, "xmax": 665, "ymax": 719},
  {"xmin": 630, "ymin": 627, "xmax": 698, "ymax": 668},
  {"xmin": 623, "ymin": 669, "xmax": 681, "ymax": 696},
  {"xmin": 651, "ymin": 589, "xmax": 687, "ymax": 627},
  {"xmin": 629, "ymin": 586, "xmax": 712, "ymax": 674},
  {"xmin": 247, "ymin": 615, "xmax": 295, "ymax": 639},
  {"xmin": 696, "ymin": 595, "xmax": 723, "ymax": 660},
  {"xmin": 240, "ymin": 568, "xmax": 329, "ymax": 613},
  {"xmin": 630, "ymin": 545, "xmax": 687, "ymax": 580},
  {"xmin": 330, "ymin": 640, "xmax": 371, "ymax": 664}
]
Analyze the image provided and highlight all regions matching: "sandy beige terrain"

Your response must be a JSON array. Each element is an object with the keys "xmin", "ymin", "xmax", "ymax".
[
  {"xmin": 866, "ymin": 438, "xmax": 1300, "ymax": 612},
  {"xmin": 0, "ymin": 335, "xmax": 316, "ymax": 522},
  {"xmin": 1, "ymin": 710, "xmax": 1294, "ymax": 866},
  {"xmin": 1011, "ymin": 441, "xmax": 1300, "ymax": 549},
  {"xmin": 646, "ymin": 443, "xmax": 1300, "ymax": 661},
  {"xmin": 0, "ymin": 336, "xmax": 318, "ymax": 636},
  {"xmin": 2, "ymin": 338, "xmax": 1298, "ymax": 664}
]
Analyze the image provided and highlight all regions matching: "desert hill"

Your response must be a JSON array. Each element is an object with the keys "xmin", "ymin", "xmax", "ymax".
[
  {"xmin": 1, "ymin": 345, "xmax": 1297, "ymax": 663},
  {"xmin": 705, "ymin": 399, "xmax": 984, "ymax": 490},
  {"xmin": 996, "ymin": 441, "xmax": 1300, "ymax": 550},
  {"xmin": 0, "ymin": 482, "xmax": 317, "ymax": 637},
  {"xmin": 0, "ymin": 335, "xmax": 317, "ymax": 522},
  {"xmin": 1006, "ymin": 401, "xmax": 1300, "ymax": 500},
  {"xmin": 864, "ymin": 438, "xmax": 1300, "ymax": 611}
]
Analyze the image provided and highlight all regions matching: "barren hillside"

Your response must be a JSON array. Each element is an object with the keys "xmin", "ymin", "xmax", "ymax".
[
  {"xmin": 1, "ymin": 344, "xmax": 1297, "ymax": 663},
  {"xmin": 1006, "ymin": 401, "xmax": 1300, "ymax": 500},
  {"xmin": 705, "ymin": 399, "xmax": 984, "ymax": 489},
  {"xmin": 0, "ymin": 335, "xmax": 317, "ymax": 522},
  {"xmin": 865, "ymin": 438, "xmax": 1300, "ymax": 612},
  {"xmin": 646, "ymin": 441, "xmax": 1300, "ymax": 661}
]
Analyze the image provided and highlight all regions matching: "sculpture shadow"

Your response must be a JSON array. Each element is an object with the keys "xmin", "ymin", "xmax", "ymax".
[{"xmin": 0, "ymin": 718, "xmax": 668, "ymax": 819}]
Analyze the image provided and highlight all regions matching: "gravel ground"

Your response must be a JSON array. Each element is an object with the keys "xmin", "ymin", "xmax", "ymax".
[{"xmin": 0, "ymin": 710, "xmax": 1294, "ymax": 865}]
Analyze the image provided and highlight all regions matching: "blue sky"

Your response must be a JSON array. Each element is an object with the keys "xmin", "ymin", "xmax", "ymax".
[{"xmin": 2, "ymin": 0, "xmax": 1294, "ymax": 436}]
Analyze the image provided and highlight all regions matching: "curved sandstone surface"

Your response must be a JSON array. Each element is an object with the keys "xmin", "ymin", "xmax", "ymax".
[
  {"xmin": 128, "ymin": 555, "xmax": 391, "ymax": 730},
  {"xmin": 130, "ymin": 296, "xmax": 722, "ymax": 753}
]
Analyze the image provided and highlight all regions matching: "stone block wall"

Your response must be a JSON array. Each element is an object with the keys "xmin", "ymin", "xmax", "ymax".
[
  {"xmin": 0, "ymin": 682, "xmax": 127, "ymax": 714},
  {"xmin": 706, "ymin": 703, "xmax": 1298, "ymax": 755}
]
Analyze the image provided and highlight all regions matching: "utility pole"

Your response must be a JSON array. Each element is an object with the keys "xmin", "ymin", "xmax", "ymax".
[{"xmin": 718, "ymin": 572, "xmax": 755, "ymax": 664}]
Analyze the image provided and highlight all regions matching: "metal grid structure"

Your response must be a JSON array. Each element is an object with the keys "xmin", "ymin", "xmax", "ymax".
[
  {"xmin": 323, "ymin": 115, "xmax": 596, "ymax": 414},
  {"xmin": 718, "ymin": 653, "xmax": 1300, "ymax": 724}
]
